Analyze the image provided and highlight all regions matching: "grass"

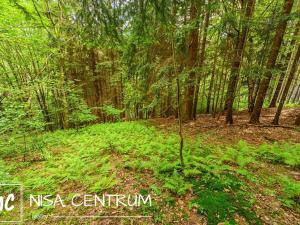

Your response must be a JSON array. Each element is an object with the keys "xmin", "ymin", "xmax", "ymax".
[{"xmin": 0, "ymin": 121, "xmax": 299, "ymax": 224}]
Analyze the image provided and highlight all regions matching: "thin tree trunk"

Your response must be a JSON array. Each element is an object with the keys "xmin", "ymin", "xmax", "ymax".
[
  {"xmin": 269, "ymin": 72, "xmax": 285, "ymax": 107},
  {"xmin": 177, "ymin": 78, "xmax": 184, "ymax": 168},
  {"xmin": 207, "ymin": 41, "xmax": 219, "ymax": 113},
  {"xmin": 293, "ymin": 74, "xmax": 300, "ymax": 102},
  {"xmin": 250, "ymin": 0, "xmax": 294, "ymax": 124},
  {"xmin": 200, "ymin": 73, "xmax": 207, "ymax": 113},
  {"xmin": 269, "ymin": 21, "xmax": 300, "ymax": 107},
  {"xmin": 287, "ymin": 67, "xmax": 300, "ymax": 103},
  {"xmin": 193, "ymin": 2, "xmax": 210, "ymax": 119},
  {"xmin": 273, "ymin": 44, "xmax": 300, "ymax": 124}
]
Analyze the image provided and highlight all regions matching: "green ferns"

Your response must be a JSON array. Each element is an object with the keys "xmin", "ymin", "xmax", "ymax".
[
  {"xmin": 1, "ymin": 122, "xmax": 299, "ymax": 224},
  {"xmin": 259, "ymin": 143, "xmax": 300, "ymax": 168}
]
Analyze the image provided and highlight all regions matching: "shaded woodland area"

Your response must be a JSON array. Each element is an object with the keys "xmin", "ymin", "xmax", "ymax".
[{"xmin": 0, "ymin": 0, "xmax": 299, "ymax": 133}]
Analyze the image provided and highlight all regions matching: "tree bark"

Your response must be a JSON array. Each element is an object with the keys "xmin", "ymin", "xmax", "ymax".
[
  {"xmin": 273, "ymin": 44, "xmax": 300, "ymax": 124},
  {"xmin": 269, "ymin": 72, "xmax": 285, "ymax": 108},
  {"xmin": 250, "ymin": 0, "xmax": 294, "ymax": 124},
  {"xmin": 183, "ymin": 0, "xmax": 200, "ymax": 121},
  {"xmin": 269, "ymin": 21, "xmax": 300, "ymax": 108},
  {"xmin": 225, "ymin": 0, "xmax": 256, "ymax": 124},
  {"xmin": 207, "ymin": 40, "xmax": 218, "ymax": 113},
  {"xmin": 193, "ymin": 2, "xmax": 210, "ymax": 119}
]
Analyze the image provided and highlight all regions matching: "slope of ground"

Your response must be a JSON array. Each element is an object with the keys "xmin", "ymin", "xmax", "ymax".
[{"xmin": 0, "ymin": 108, "xmax": 299, "ymax": 225}]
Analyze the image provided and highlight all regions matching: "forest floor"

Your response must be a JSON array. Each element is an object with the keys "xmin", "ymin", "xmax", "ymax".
[
  {"xmin": 151, "ymin": 107, "xmax": 300, "ymax": 145},
  {"xmin": 149, "ymin": 108, "xmax": 300, "ymax": 225},
  {"xmin": 0, "ymin": 108, "xmax": 299, "ymax": 225}
]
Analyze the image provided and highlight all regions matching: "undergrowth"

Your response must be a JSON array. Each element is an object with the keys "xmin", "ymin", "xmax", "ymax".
[{"xmin": 0, "ymin": 122, "xmax": 299, "ymax": 223}]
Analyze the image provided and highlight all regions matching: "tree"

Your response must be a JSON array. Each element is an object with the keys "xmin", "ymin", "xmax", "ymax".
[
  {"xmin": 249, "ymin": 0, "xmax": 294, "ymax": 124},
  {"xmin": 269, "ymin": 21, "xmax": 300, "ymax": 108},
  {"xmin": 192, "ymin": 0, "xmax": 210, "ymax": 119},
  {"xmin": 225, "ymin": 0, "xmax": 256, "ymax": 124},
  {"xmin": 183, "ymin": 0, "xmax": 200, "ymax": 121},
  {"xmin": 272, "ymin": 44, "xmax": 300, "ymax": 124}
]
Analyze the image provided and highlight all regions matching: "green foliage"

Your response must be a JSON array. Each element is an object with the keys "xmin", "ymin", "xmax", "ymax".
[
  {"xmin": 0, "ymin": 160, "xmax": 11, "ymax": 183},
  {"xmin": 279, "ymin": 176, "xmax": 300, "ymax": 209},
  {"xmin": 68, "ymin": 95, "xmax": 97, "ymax": 128},
  {"xmin": 222, "ymin": 141, "xmax": 257, "ymax": 168},
  {"xmin": 1, "ymin": 120, "xmax": 299, "ymax": 223},
  {"xmin": 163, "ymin": 170, "xmax": 192, "ymax": 196},
  {"xmin": 192, "ymin": 174, "xmax": 261, "ymax": 225},
  {"xmin": 258, "ymin": 143, "xmax": 300, "ymax": 168},
  {"xmin": 100, "ymin": 104, "xmax": 124, "ymax": 121},
  {"xmin": 89, "ymin": 174, "xmax": 118, "ymax": 193}
]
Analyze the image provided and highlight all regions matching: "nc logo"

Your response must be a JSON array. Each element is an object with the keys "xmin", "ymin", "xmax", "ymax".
[
  {"xmin": 0, "ymin": 194, "xmax": 15, "ymax": 211},
  {"xmin": 0, "ymin": 184, "xmax": 23, "ymax": 223}
]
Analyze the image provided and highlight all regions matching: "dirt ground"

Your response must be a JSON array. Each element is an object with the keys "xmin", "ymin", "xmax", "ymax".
[{"xmin": 150, "ymin": 108, "xmax": 300, "ymax": 145}]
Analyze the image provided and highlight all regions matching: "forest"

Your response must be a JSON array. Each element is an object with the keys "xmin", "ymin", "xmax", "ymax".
[{"xmin": 0, "ymin": 0, "xmax": 299, "ymax": 224}]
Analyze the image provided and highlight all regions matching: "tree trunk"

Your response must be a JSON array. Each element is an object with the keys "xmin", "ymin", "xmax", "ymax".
[
  {"xmin": 225, "ymin": 0, "xmax": 256, "ymax": 124},
  {"xmin": 193, "ymin": 2, "xmax": 210, "ymax": 119},
  {"xmin": 269, "ymin": 21, "xmax": 300, "ymax": 108},
  {"xmin": 248, "ymin": 78, "xmax": 255, "ymax": 112},
  {"xmin": 207, "ymin": 41, "xmax": 218, "ymax": 113},
  {"xmin": 250, "ymin": 0, "xmax": 294, "ymax": 124},
  {"xmin": 272, "ymin": 44, "xmax": 300, "ymax": 124},
  {"xmin": 269, "ymin": 72, "xmax": 285, "ymax": 107},
  {"xmin": 183, "ymin": 0, "xmax": 200, "ymax": 121}
]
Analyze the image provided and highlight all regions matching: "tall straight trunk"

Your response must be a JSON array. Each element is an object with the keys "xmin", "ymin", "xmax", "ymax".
[
  {"xmin": 267, "ymin": 76, "xmax": 277, "ymax": 102},
  {"xmin": 293, "ymin": 73, "xmax": 300, "ymax": 102},
  {"xmin": 193, "ymin": 2, "xmax": 210, "ymax": 119},
  {"xmin": 220, "ymin": 68, "xmax": 229, "ymax": 113},
  {"xmin": 273, "ymin": 45, "xmax": 300, "ymax": 124},
  {"xmin": 200, "ymin": 73, "xmax": 207, "ymax": 113},
  {"xmin": 214, "ymin": 49, "xmax": 227, "ymax": 116},
  {"xmin": 287, "ymin": 67, "xmax": 300, "ymax": 102},
  {"xmin": 206, "ymin": 41, "xmax": 219, "ymax": 113},
  {"xmin": 248, "ymin": 78, "xmax": 255, "ymax": 112},
  {"xmin": 250, "ymin": 0, "xmax": 294, "ymax": 124},
  {"xmin": 183, "ymin": 0, "xmax": 200, "ymax": 121},
  {"xmin": 247, "ymin": 37, "xmax": 255, "ymax": 112},
  {"xmin": 225, "ymin": 0, "xmax": 256, "ymax": 124},
  {"xmin": 269, "ymin": 72, "xmax": 285, "ymax": 107},
  {"xmin": 269, "ymin": 21, "xmax": 300, "ymax": 107}
]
